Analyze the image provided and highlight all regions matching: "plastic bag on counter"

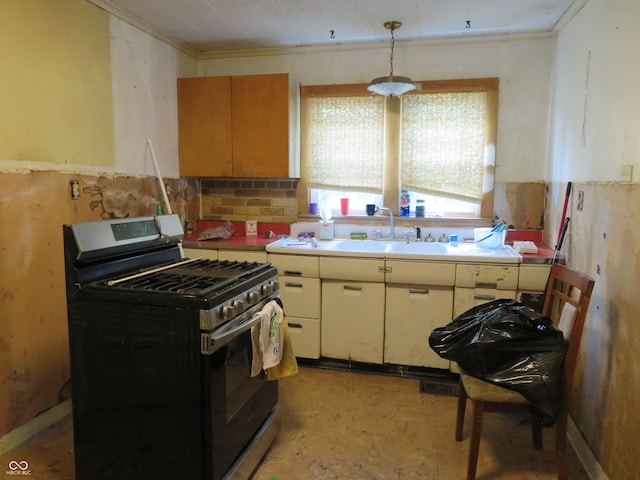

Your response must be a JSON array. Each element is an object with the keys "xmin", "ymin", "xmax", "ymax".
[
  {"xmin": 197, "ymin": 221, "xmax": 235, "ymax": 241},
  {"xmin": 429, "ymin": 299, "xmax": 566, "ymax": 424}
]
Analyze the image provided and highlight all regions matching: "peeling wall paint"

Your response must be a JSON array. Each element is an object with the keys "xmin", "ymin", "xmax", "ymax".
[
  {"xmin": 545, "ymin": 182, "xmax": 640, "ymax": 480},
  {"xmin": 0, "ymin": 170, "xmax": 197, "ymax": 435}
]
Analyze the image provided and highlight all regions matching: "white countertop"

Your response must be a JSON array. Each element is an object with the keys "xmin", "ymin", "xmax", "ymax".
[{"xmin": 266, "ymin": 237, "xmax": 522, "ymax": 264}]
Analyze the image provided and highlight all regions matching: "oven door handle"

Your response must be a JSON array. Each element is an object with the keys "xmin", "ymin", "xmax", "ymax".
[{"xmin": 201, "ymin": 312, "xmax": 261, "ymax": 355}]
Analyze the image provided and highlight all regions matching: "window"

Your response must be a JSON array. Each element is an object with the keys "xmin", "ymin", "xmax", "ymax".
[{"xmin": 299, "ymin": 79, "xmax": 498, "ymax": 218}]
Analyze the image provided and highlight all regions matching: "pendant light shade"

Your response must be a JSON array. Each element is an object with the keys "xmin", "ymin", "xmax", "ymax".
[{"xmin": 368, "ymin": 21, "xmax": 415, "ymax": 97}]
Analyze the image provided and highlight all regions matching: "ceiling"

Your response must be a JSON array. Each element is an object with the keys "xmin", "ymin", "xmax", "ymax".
[{"xmin": 98, "ymin": 0, "xmax": 578, "ymax": 54}]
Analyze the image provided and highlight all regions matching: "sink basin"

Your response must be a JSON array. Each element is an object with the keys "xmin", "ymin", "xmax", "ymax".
[
  {"xmin": 326, "ymin": 239, "xmax": 389, "ymax": 253},
  {"xmin": 446, "ymin": 243, "xmax": 499, "ymax": 256},
  {"xmin": 386, "ymin": 242, "xmax": 448, "ymax": 254}
]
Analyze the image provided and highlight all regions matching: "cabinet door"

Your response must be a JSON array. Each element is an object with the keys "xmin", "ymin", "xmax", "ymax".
[
  {"xmin": 231, "ymin": 74, "xmax": 289, "ymax": 177},
  {"xmin": 177, "ymin": 76, "xmax": 232, "ymax": 176},
  {"xmin": 518, "ymin": 264, "xmax": 551, "ymax": 291},
  {"xmin": 384, "ymin": 284, "xmax": 452, "ymax": 368},
  {"xmin": 321, "ymin": 280, "xmax": 385, "ymax": 364}
]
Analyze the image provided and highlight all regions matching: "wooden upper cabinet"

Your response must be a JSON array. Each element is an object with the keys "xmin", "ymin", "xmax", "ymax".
[
  {"xmin": 177, "ymin": 76, "xmax": 232, "ymax": 176},
  {"xmin": 177, "ymin": 73, "xmax": 290, "ymax": 178}
]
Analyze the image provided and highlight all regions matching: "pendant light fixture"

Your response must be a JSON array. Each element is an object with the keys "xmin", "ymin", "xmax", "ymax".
[{"xmin": 368, "ymin": 21, "xmax": 415, "ymax": 97}]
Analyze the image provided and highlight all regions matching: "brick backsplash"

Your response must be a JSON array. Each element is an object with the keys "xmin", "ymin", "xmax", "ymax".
[{"xmin": 201, "ymin": 178, "xmax": 298, "ymax": 223}]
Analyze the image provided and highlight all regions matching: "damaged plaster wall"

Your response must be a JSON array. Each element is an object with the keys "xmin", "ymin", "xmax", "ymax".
[
  {"xmin": 0, "ymin": 171, "xmax": 197, "ymax": 435},
  {"xmin": 0, "ymin": 0, "xmax": 196, "ymax": 439},
  {"xmin": 546, "ymin": 0, "xmax": 640, "ymax": 478}
]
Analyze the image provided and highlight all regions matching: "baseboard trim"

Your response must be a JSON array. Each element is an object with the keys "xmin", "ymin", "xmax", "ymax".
[
  {"xmin": 0, "ymin": 399, "xmax": 72, "ymax": 456},
  {"xmin": 567, "ymin": 415, "xmax": 609, "ymax": 480}
]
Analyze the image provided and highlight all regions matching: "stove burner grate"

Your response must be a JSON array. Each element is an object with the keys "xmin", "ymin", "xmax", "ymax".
[{"xmin": 101, "ymin": 259, "xmax": 271, "ymax": 297}]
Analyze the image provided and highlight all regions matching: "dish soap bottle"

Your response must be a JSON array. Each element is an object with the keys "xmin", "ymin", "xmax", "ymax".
[{"xmin": 400, "ymin": 189, "xmax": 410, "ymax": 217}]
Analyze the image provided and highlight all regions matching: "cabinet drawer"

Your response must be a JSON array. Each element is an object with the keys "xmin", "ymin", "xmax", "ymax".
[
  {"xmin": 286, "ymin": 316, "xmax": 320, "ymax": 359},
  {"xmin": 218, "ymin": 250, "xmax": 268, "ymax": 263},
  {"xmin": 182, "ymin": 248, "xmax": 218, "ymax": 261},
  {"xmin": 319, "ymin": 257, "xmax": 385, "ymax": 282},
  {"xmin": 455, "ymin": 264, "xmax": 519, "ymax": 290},
  {"xmin": 268, "ymin": 254, "xmax": 319, "ymax": 277},
  {"xmin": 385, "ymin": 260, "xmax": 455, "ymax": 286},
  {"xmin": 518, "ymin": 264, "xmax": 551, "ymax": 291},
  {"xmin": 279, "ymin": 277, "xmax": 320, "ymax": 318},
  {"xmin": 453, "ymin": 287, "xmax": 517, "ymax": 318}
]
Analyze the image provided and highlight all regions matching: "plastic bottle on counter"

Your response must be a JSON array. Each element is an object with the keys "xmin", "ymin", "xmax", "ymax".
[
  {"xmin": 415, "ymin": 199, "xmax": 425, "ymax": 217},
  {"xmin": 400, "ymin": 189, "xmax": 410, "ymax": 217}
]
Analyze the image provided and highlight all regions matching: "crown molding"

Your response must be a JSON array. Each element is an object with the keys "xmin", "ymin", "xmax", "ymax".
[
  {"xmin": 88, "ymin": 0, "xmax": 199, "ymax": 58},
  {"xmin": 197, "ymin": 30, "xmax": 555, "ymax": 60}
]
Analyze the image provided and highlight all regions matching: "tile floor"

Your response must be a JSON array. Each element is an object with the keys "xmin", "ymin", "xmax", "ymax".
[{"xmin": 0, "ymin": 366, "xmax": 589, "ymax": 479}]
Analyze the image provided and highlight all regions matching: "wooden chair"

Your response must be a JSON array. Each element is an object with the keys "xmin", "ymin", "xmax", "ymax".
[{"xmin": 455, "ymin": 263, "xmax": 595, "ymax": 480}]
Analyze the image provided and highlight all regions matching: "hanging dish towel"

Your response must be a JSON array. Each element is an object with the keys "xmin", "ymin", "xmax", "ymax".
[
  {"xmin": 251, "ymin": 300, "xmax": 284, "ymax": 377},
  {"xmin": 267, "ymin": 319, "xmax": 299, "ymax": 380}
]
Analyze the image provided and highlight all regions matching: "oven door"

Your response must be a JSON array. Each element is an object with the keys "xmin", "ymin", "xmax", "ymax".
[{"xmin": 201, "ymin": 298, "xmax": 280, "ymax": 480}]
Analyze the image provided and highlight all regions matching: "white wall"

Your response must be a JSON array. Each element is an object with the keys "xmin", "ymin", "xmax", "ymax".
[
  {"xmin": 198, "ymin": 35, "xmax": 555, "ymax": 184},
  {"xmin": 548, "ymin": 0, "xmax": 640, "ymax": 183},
  {"xmin": 110, "ymin": 16, "xmax": 197, "ymax": 178}
]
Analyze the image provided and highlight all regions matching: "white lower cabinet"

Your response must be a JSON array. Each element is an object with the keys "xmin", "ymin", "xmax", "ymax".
[
  {"xmin": 265, "ymin": 249, "xmax": 534, "ymax": 371},
  {"xmin": 321, "ymin": 280, "xmax": 385, "ymax": 364},
  {"xmin": 268, "ymin": 253, "xmax": 321, "ymax": 359},
  {"xmin": 517, "ymin": 264, "xmax": 552, "ymax": 311},
  {"xmin": 286, "ymin": 316, "xmax": 321, "ymax": 359},
  {"xmin": 278, "ymin": 276, "xmax": 321, "ymax": 358},
  {"xmin": 384, "ymin": 284, "xmax": 452, "ymax": 368}
]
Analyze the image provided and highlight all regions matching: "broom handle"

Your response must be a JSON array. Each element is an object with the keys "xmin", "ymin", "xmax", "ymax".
[{"xmin": 557, "ymin": 182, "xmax": 572, "ymax": 247}]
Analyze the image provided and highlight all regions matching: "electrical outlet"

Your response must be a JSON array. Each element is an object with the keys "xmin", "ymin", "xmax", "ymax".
[
  {"xmin": 577, "ymin": 191, "xmax": 584, "ymax": 211},
  {"xmin": 70, "ymin": 180, "xmax": 80, "ymax": 200},
  {"xmin": 621, "ymin": 165, "xmax": 633, "ymax": 182}
]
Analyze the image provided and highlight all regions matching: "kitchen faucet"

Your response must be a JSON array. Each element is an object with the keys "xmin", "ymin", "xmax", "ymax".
[{"xmin": 375, "ymin": 206, "xmax": 395, "ymax": 240}]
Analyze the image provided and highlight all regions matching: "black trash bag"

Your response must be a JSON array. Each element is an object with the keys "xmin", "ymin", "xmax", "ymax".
[{"xmin": 429, "ymin": 299, "xmax": 566, "ymax": 425}]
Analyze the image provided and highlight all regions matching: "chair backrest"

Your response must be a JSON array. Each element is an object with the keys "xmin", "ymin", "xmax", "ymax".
[{"xmin": 541, "ymin": 263, "xmax": 595, "ymax": 391}]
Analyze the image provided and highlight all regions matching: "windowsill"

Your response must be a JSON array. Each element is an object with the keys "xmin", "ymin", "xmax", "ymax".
[{"xmin": 296, "ymin": 214, "xmax": 493, "ymax": 228}]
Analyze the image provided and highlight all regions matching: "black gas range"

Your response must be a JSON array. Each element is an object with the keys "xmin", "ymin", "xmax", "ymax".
[{"xmin": 63, "ymin": 215, "xmax": 281, "ymax": 480}]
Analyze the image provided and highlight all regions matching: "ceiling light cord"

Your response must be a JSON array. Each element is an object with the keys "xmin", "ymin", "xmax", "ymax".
[{"xmin": 389, "ymin": 25, "xmax": 395, "ymax": 76}]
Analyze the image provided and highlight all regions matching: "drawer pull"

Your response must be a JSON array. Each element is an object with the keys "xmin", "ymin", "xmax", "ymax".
[
  {"xmin": 475, "ymin": 282, "xmax": 497, "ymax": 289},
  {"xmin": 474, "ymin": 294, "xmax": 496, "ymax": 301},
  {"xmin": 409, "ymin": 288, "xmax": 429, "ymax": 295},
  {"xmin": 285, "ymin": 282, "xmax": 303, "ymax": 288},
  {"xmin": 288, "ymin": 322, "xmax": 303, "ymax": 329},
  {"xmin": 284, "ymin": 270, "xmax": 303, "ymax": 276},
  {"xmin": 343, "ymin": 285, "xmax": 362, "ymax": 292}
]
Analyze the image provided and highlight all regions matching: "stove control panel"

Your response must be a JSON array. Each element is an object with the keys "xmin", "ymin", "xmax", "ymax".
[{"xmin": 199, "ymin": 276, "xmax": 280, "ymax": 331}]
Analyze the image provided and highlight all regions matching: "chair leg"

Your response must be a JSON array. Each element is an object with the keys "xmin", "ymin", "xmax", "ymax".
[
  {"xmin": 555, "ymin": 407, "xmax": 569, "ymax": 480},
  {"xmin": 455, "ymin": 378, "xmax": 467, "ymax": 441},
  {"xmin": 531, "ymin": 411, "xmax": 544, "ymax": 450},
  {"xmin": 466, "ymin": 400, "xmax": 485, "ymax": 480}
]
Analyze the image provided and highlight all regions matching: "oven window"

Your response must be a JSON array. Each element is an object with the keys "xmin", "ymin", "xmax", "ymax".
[{"xmin": 223, "ymin": 330, "xmax": 265, "ymax": 421}]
